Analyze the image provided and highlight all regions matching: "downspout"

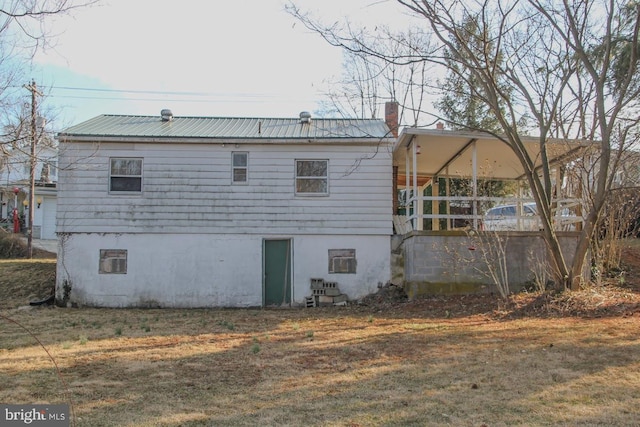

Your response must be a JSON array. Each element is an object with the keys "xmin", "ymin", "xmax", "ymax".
[
  {"xmin": 392, "ymin": 166, "xmax": 398, "ymax": 215},
  {"xmin": 412, "ymin": 139, "xmax": 420, "ymax": 231},
  {"xmin": 405, "ymin": 143, "xmax": 411, "ymax": 229},
  {"xmin": 472, "ymin": 141, "xmax": 478, "ymax": 230}
]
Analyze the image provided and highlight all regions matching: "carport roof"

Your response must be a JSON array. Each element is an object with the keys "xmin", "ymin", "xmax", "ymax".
[{"xmin": 393, "ymin": 128, "xmax": 591, "ymax": 183}]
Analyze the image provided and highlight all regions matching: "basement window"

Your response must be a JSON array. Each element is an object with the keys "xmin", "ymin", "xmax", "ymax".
[
  {"xmin": 110, "ymin": 158, "xmax": 142, "ymax": 193},
  {"xmin": 328, "ymin": 249, "xmax": 356, "ymax": 274},
  {"xmin": 99, "ymin": 249, "xmax": 127, "ymax": 274},
  {"xmin": 295, "ymin": 159, "xmax": 328, "ymax": 195}
]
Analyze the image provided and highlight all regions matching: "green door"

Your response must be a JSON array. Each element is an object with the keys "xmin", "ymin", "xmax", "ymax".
[{"xmin": 264, "ymin": 239, "xmax": 292, "ymax": 306}]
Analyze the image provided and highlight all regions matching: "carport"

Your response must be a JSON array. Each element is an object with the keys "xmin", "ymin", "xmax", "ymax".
[
  {"xmin": 390, "ymin": 127, "xmax": 590, "ymax": 297},
  {"xmin": 392, "ymin": 128, "xmax": 587, "ymax": 232}
]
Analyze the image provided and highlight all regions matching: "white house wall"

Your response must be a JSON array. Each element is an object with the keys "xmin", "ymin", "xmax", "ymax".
[
  {"xmin": 56, "ymin": 140, "xmax": 392, "ymax": 307},
  {"xmin": 292, "ymin": 234, "xmax": 390, "ymax": 300},
  {"xmin": 57, "ymin": 233, "xmax": 390, "ymax": 308},
  {"xmin": 57, "ymin": 142, "xmax": 391, "ymax": 235}
]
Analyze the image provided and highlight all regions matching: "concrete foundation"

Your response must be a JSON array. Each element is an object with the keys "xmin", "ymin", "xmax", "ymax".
[{"xmin": 400, "ymin": 230, "xmax": 586, "ymax": 299}]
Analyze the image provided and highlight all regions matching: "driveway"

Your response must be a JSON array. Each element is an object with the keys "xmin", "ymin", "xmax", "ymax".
[{"xmin": 19, "ymin": 237, "xmax": 57, "ymax": 254}]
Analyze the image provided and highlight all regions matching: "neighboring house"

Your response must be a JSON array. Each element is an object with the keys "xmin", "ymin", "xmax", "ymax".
[
  {"xmin": 0, "ymin": 144, "xmax": 57, "ymax": 238},
  {"xmin": 56, "ymin": 110, "xmax": 394, "ymax": 308}
]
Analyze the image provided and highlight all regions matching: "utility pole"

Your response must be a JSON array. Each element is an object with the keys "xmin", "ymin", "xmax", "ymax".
[{"xmin": 23, "ymin": 80, "xmax": 42, "ymax": 259}]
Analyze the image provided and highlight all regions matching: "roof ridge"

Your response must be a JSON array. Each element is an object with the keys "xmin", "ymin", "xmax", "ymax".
[{"xmin": 99, "ymin": 114, "xmax": 385, "ymax": 121}]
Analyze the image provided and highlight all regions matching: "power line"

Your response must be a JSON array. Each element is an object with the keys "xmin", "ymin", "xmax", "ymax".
[
  {"xmin": 49, "ymin": 85, "xmax": 277, "ymax": 98},
  {"xmin": 10, "ymin": 84, "xmax": 323, "ymax": 106},
  {"xmin": 49, "ymin": 95, "xmax": 266, "ymax": 103}
]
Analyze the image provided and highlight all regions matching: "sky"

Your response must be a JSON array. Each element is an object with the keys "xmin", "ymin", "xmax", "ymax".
[{"xmin": 27, "ymin": 0, "xmax": 409, "ymax": 129}]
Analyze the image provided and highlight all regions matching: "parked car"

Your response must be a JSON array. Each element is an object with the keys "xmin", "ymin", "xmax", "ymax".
[{"xmin": 482, "ymin": 203, "xmax": 541, "ymax": 231}]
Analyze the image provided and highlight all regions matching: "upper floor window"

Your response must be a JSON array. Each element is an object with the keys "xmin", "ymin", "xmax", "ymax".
[
  {"xmin": 110, "ymin": 158, "xmax": 142, "ymax": 193},
  {"xmin": 232, "ymin": 152, "xmax": 248, "ymax": 183},
  {"xmin": 48, "ymin": 160, "xmax": 58, "ymax": 178},
  {"xmin": 295, "ymin": 159, "xmax": 328, "ymax": 195}
]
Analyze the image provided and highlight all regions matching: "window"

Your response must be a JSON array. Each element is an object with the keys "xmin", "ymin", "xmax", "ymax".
[
  {"xmin": 99, "ymin": 249, "xmax": 127, "ymax": 274},
  {"xmin": 328, "ymin": 249, "xmax": 357, "ymax": 274},
  {"xmin": 296, "ymin": 160, "xmax": 328, "ymax": 195},
  {"xmin": 110, "ymin": 158, "xmax": 142, "ymax": 192},
  {"xmin": 48, "ymin": 160, "xmax": 58, "ymax": 179},
  {"xmin": 232, "ymin": 152, "xmax": 248, "ymax": 183}
]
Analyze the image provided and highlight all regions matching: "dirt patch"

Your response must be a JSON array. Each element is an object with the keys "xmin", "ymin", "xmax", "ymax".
[
  {"xmin": 0, "ymin": 259, "xmax": 56, "ymax": 308},
  {"xmin": 357, "ymin": 239, "xmax": 640, "ymax": 320}
]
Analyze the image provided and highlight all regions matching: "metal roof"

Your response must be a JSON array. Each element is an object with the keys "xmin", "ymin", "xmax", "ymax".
[{"xmin": 58, "ymin": 114, "xmax": 391, "ymax": 141}]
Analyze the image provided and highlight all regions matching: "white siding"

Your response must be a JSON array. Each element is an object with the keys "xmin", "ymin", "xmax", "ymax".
[
  {"xmin": 57, "ymin": 141, "xmax": 393, "ymax": 235},
  {"xmin": 56, "ymin": 139, "xmax": 393, "ymax": 307}
]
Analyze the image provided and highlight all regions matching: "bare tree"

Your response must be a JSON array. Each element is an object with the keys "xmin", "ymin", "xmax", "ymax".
[
  {"xmin": 289, "ymin": 0, "xmax": 640, "ymax": 290},
  {"xmin": 316, "ymin": 51, "xmax": 383, "ymax": 119},
  {"xmin": 0, "ymin": 1, "xmax": 92, "ymax": 49},
  {"xmin": 435, "ymin": 13, "xmax": 519, "ymax": 133},
  {"xmin": 0, "ymin": 0, "xmax": 95, "ymax": 258},
  {"xmin": 0, "ymin": 0, "xmax": 96, "ymax": 129},
  {"xmin": 287, "ymin": 6, "xmax": 439, "ymax": 127},
  {"xmin": 0, "ymin": 1, "xmax": 94, "ymax": 87}
]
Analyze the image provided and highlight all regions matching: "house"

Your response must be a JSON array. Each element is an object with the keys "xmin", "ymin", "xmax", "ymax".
[
  {"xmin": 0, "ymin": 144, "xmax": 57, "ymax": 238},
  {"xmin": 55, "ymin": 109, "xmax": 394, "ymax": 308}
]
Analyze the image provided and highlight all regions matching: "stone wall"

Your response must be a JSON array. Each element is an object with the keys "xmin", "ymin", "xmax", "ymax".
[{"xmin": 401, "ymin": 230, "xmax": 585, "ymax": 298}]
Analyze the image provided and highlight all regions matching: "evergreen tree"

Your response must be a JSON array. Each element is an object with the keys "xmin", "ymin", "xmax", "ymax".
[
  {"xmin": 435, "ymin": 15, "xmax": 516, "ymax": 203},
  {"xmin": 436, "ymin": 15, "xmax": 506, "ymax": 133}
]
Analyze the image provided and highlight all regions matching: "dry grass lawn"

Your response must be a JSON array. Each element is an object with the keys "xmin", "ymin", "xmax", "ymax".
[{"xmin": 1, "ymin": 240, "xmax": 640, "ymax": 426}]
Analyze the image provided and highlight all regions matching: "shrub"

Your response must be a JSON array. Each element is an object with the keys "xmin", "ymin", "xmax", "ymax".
[
  {"xmin": 0, "ymin": 231, "xmax": 55, "ymax": 259},
  {"xmin": 0, "ymin": 232, "xmax": 29, "ymax": 258}
]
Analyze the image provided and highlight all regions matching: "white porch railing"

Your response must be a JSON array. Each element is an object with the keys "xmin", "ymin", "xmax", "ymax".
[{"xmin": 398, "ymin": 195, "xmax": 584, "ymax": 232}]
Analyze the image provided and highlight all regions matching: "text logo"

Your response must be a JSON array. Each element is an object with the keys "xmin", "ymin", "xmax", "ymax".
[{"xmin": 1, "ymin": 405, "xmax": 69, "ymax": 426}]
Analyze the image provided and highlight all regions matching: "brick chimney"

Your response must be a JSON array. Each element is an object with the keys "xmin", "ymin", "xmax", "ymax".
[{"xmin": 385, "ymin": 101, "xmax": 399, "ymax": 138}]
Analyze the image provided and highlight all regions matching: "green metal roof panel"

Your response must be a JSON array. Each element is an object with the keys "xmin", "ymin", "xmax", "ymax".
[{"xmin": 59, "ymin": 114, "xmax": 391, "ymax": 140}]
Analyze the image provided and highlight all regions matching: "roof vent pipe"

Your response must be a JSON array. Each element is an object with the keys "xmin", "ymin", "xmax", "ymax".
[
  {"xmin": 299, "ymin": 111, "xmax": 311, "ymax": 124},
  {"xmin": 161, "ymin": 109, "xmax": 173, "ymax": 121}
]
